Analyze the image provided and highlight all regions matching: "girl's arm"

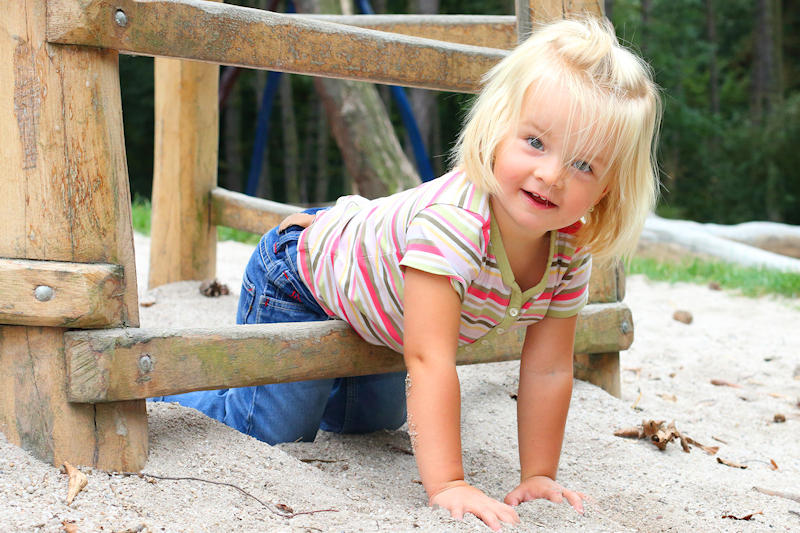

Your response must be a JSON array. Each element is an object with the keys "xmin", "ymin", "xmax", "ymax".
[
  {"xmin": 403, "ymin": 267, "xmax": 519, "ymax": 531},
  {"xmin": 504, "ymin": 315, "xmax": 586, "ymax": 512}
]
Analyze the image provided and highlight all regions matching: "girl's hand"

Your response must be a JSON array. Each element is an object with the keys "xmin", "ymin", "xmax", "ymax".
[
  {"xmin": 504, "ymin": 475, "xmax": 586, "ymax": 513},
  {"xmin": 278, "ymin": 212, "xmax": 315, "ymax": 232},
  {"xmin": 430, "ymin": 481, "xmax": 520, "ymax": 531}
]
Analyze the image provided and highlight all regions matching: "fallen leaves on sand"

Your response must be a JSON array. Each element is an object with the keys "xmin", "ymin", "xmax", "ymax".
[
  {"xmin": 613, "ymin": 419, "xmax": 718, "ymax": 454},
  {"xmin": 717, "ymin": 457, "xmax": 748, "ymax": 469},
  {"xmin": 61, "ymin": 520, "xmax": 79, "ymax": 533},
  {"xmin": 199, "ymin": 279, "xmax": 230, "ymax": 297},
  {"xmin": 710, "ymin": 378, "xmax": 741, "ymax": 388},
  {"xmin": 62, "ymin": 461, "xmax": 87, "ymax": 505},
  {"xmin": 773, "ymin": 413, "xmax": 786, "ymax": 423},
  {"xmin": 721, "ymin": 511, "xmax": 762, "ymax": 520}
]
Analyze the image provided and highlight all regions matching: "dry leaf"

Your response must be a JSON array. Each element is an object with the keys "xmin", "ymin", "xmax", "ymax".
[
  {"xmin": 139, "ymin": 295, "xmax": 156, "ymax": 307},
  {"xmin": 685, "ymin": 436, "xmax": 719, "ymax": 455},
  {"xmin": 199, "ymin": 279, "xmax": 230, "ymax": 297},
  {"xmin": 710, "ymin": 379, "xmax": 741, "ymax": 388},
  {"xmin": 721, "ymin": 511, "xmax": 762, "ymax": 520},
  {"xmin": 615, "ymin": 420, "xmax": 716, "ymax": 455},
  {"xmin": 63, "ymin": 461, "xmax": 88, "ymax": 505},
  {"xmin": 657, "ymin": 393, "xmax": 678, "ymax": 402},
  {"xmin": 708, "ymin": 281, "xmax": 722, "ymax": 291},
  {"xmin": 769, "ymin": 459, "xmax": 778, "ymax": 470},
  {"xmin": 61, "ymin": 520, "xmax": 79, "ymax": 533},
  {"xmin": 275, "ymin": 503, "xmax": 294, "ymax": 513},
  {"xmin": 773, "ymin": 413, "xmax": 786, "ymax": 423},
  {"xmin": 717, "ymin": 457, "xmax": 747, "ymax": 469}
]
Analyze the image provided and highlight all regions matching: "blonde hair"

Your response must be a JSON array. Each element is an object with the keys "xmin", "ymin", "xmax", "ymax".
[{"xmin": 452, "ymin": 17, "xmax": 661, "ymax": 262}]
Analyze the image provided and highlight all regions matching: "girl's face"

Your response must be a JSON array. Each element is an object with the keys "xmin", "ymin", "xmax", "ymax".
[{"xmin": 490, "ymin": 81, "xmax": 610, "ymax": 245}]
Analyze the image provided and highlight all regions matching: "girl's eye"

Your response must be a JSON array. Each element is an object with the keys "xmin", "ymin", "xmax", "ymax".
[
  {"xmin": 527, "ymin": 137, "xmax": 544, "ymax": 150},
  {"xmin": 572, "ymin": 160, "xmax": 592, "ymax": 173}
]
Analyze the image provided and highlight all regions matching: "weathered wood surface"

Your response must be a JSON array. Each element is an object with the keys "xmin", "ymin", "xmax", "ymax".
[
  {"xmin": 210, "ymin": 188, "xmax": 302, "ymax": 236},
  {"xmin": 0, "ymin": 258, "xmax": 124, "ymax": 328},
  {"xmin": 46, "ymin": 0, "xmax": 506, "ymax": 92},
  {"xmin": 295, "ymin": 14, "xmax": 517, "ymax": 50},
  {"xmin": 66, "ymin": 302, "xmax": 632, "ymax": 403},
  {"xmin": 0, "ymin": 0, "xmax": 145, "ymax": 470},
  {"xmin": 148, "ymin": 49, "xmax": 219, "ymax": 289},
  {"xmin": 574, "ymin": 352, "xmax": 620, "ymax": 397},
  {"xmin": 515, "ymin": 0, "xmax": 604, "ymax": 42}
]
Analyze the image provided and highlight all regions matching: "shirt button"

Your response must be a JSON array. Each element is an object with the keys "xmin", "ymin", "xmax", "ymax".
[
  {"xmin": 481, "ymin": 339, "xmax": 489, "ymax": 345},
  {"xmin": 509, "ymin": 308, "xmax": 519, "ymax": 317},
  {"xmin": 496, "ymin": 327, "xmax": 505, "ymax": 334}
]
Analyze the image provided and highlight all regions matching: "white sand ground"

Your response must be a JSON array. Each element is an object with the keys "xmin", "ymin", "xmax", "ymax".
[{"xmin": 1, "ymin": 233, "xmax": 798, "ymax": 532}]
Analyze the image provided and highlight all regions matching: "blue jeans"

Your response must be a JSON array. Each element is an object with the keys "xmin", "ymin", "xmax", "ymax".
[{"xmin": 151, "ymin": 215, "xmax": 407, "ymax": 444}]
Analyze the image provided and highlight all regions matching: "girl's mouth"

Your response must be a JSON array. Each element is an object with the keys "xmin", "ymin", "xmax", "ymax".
[{"xmin": 524, "ymin": 190, "xmax": 556, "ymax": 208}]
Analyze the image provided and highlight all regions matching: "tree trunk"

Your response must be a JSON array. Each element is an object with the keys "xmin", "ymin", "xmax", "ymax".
[
  {"xmin": 406, "ymin": 0, "xmax": 439, "ymax": 170},
  {"xmin": 314, "ymin": 99, "xmax": 331, "ymax": 202},
  {"xmin": 222, "ymin": 85, "xmax": 242, "ymax": 193},
  {"xmin": 294, "ymin": 0, "xmax": 420, "ymax": 198}
]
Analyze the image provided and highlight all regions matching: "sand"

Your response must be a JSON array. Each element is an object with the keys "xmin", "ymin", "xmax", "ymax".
[{"xmin": 1, "ymin": 233, "xmax": 798, "ymax": 532}]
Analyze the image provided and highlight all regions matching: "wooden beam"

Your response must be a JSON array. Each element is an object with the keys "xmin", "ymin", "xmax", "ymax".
[
  {"xmin": 515, "ymin": 0, "xmax": 604, "ymax": 42},
  {"xmin": 65, "ymin": 302, "xmax": 632, "ymax": 403},
  {"xmin": 46, "ymin": 0, "xmax": 506, "ymax": 92},
  {"xmin": 1, "ymin": 0, "xmax": 145, "ymax": 470},
  {"xmin": 295, "ymin": 14, "xmax": 517, "ymax": 50},
  {"xmin": 148, "ymin": 5, "xmax": 220, "ymax": 289},
  {"xmin": 0, "ymin": 258, "xmax": 124, "ymax": 328},
  {"xmin": 210, "ymin": 187, "xmax": 302, "ymax": 237}
]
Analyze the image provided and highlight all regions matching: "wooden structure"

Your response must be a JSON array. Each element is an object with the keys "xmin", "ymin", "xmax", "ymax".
[{"xmin": 1, "ymin": 0, "xmax": 626, "ymax": 472}]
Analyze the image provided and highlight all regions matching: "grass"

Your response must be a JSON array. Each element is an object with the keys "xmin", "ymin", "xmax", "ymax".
[
  {"xmin": 627, "ymin": 256, "xmax": 800, "ymax": 299},
  {"xmin": 132, "ymin": 198, "xmax": 799, "ymax": 299},
  {"xmin": 132, "ymin": 197, "xmax": 261, "ymax": 245}
]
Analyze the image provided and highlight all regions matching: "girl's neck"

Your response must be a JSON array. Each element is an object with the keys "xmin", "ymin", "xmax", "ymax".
[{"xmin": 489, "ymin": 199, "xmax": 552, "ymax": 292}]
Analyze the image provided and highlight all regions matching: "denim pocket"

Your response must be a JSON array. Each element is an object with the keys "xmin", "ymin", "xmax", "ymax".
[{"xmin": 237, "ymin": 272, "xmax": 257, "ymax": 324}]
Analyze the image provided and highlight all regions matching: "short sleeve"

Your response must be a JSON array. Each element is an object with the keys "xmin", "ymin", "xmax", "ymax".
[
  {"xmin": 545, "ymin": 249, "xmax": 592, "ymax": 318},
  {"xmin": 399, "ymin": 203, "xmax": 488, "ymax": 300}
]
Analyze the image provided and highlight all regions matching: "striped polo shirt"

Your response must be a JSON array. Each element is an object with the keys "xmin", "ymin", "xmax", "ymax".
[{"xmin": 296, "ymin": 170, "xmax": 591, "ymax": 353}]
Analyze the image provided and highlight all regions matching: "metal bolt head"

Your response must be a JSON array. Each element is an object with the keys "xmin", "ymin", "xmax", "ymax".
[
  {"xmin": 34, "ymin": 285, "xmax": 54, "ymax": 302},
  {"xmin": 114, "ymin": 9, "xmax": 128, "ymax": 27},
  {"xmin": 620, "ymin": 320, "xmax": 631, "ymax": 335},
  {"xmin": 138, "ymin": 354, "xmax": 153, "ymax": 373}
]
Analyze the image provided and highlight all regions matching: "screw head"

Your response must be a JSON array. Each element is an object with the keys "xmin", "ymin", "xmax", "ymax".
[
  {"xmin": 620, "ymin": 320, "xmax": 631, "ymax": 335},
  {"xmin": 138, "ymin": 354, "xmax": 153, "ymax": 373},
  {"xmin": 34, "ymin": 285, "xmax": 54, "ymax": 302},
  {"xmin": 114, "ymin": 9, "xmax": 128, "ymax": 27}
]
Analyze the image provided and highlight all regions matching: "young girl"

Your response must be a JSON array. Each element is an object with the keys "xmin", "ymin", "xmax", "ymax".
[{"xmin": 155, "ymin": 16, "xmax": 660, "ymax": 531}]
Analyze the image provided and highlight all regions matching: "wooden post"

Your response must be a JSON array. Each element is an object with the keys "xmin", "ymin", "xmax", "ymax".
[
  {"xmin": 516, "ymin": 0, "xmax": 604, "ymax": 41},
  {"xmin": 148, "ymin": 0, "xmax": 221, "ymax": 289},
  {"xmin": 0, "ymin": 0, "xmax": 146, "ymax": 469}
]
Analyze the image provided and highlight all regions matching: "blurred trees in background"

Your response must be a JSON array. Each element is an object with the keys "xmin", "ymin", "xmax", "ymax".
[{"xmin": 120, "ymin": 0, "xmax": 799, "ymax": 224}]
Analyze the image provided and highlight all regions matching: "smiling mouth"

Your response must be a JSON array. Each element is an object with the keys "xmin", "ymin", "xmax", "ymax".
[{"xmin": 525, "ymin": 190, "xmax": 557, "ymax": 208}]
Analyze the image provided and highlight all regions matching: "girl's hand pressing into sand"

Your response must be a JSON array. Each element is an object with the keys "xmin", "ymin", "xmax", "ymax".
[
  {"xmin": 504, "ymin": 475, "xmax": 586, "ymax": 513},
  {"xmin": 430, "ymin": 481, "xmax": 520, "ymax": 531}
]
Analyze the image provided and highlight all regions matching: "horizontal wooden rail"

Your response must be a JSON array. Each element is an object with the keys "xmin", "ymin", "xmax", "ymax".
[
  {"xmin": 0, "ymin": 258, "xmax": 125, "ymax": 328},
  {"xmin": 46, "ymin": 0, "xmax": 507, "ymax": 92},
  {"xmin": 294, "ymin": 14, "xmax": 517, "ymax": 50},
  {"xmin": 65, "ymin": 302, "xmax": 632, "ymax": 403},
  {"xmin": 210, "ymin": 187, "xmax": 302, "ymax": 236}
]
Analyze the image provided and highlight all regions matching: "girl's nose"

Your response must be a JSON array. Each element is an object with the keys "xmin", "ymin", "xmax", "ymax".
[{"xmin": 534, "ymin": 155, "xmax": 564, "ymax": 187}]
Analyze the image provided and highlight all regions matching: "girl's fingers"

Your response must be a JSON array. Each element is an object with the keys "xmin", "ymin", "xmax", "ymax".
[{"xmin": 563, "ymin": 490, "xmax": 585, "ymax": 513}]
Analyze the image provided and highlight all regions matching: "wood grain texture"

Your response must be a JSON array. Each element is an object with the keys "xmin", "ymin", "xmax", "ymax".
[
  {"xmin": 0, "ymin": 0, "xmax": 145, "ymax": 470},
  {"xmin": 210, "ymin": 187, "xmax": 301, "ymax": 236},
  {"xmin": 0, "ymin": 258, "xmax": 124, "ymax": 328},
  {"xmin": 148, "ymin": 51, "xmax": 219, "ymax": 289},
  {"xmin": 516, "ymin": 0, "xmax": 604, "ymax": 42},
  {"xmin": 65, "ymin": 302, "xmax": 632, "ymax": 402},
  {"xmin": 46, "ymin": 0, "xmax": 507, "ymax": 92}
]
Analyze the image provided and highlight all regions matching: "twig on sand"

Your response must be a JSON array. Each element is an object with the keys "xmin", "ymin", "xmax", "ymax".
[
  {"xmin": 109, "ymin": 471, "xmax": 338, "ymax": 518},
  {"xmin": 753, "ymin": 486, "xmax": 800, "ymax": 504}
]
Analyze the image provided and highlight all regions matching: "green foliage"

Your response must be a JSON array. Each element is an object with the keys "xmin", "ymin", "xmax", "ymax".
[{"xmin": 628, "ymin": 256, "xmax": 800, "ymax": 299}]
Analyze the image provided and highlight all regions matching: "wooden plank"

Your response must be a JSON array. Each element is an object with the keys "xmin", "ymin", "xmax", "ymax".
[
  {"xmin": 46, "ymin": 0, "xmax": 507, "ymax": 93},
  {"xmin": 588, "ymin": 260, "xmax": 624, "ymax": 304},
  {"xmin": 148, "ymin": 47, "xmax": 219, "ymax": 289},
  {"xmin": 0, "ymin": 258, "xmax": 124, "ymax": 328},
  {"xmin": 65, "ymin": 302, "xmax": 632, "ymax": 403},
  {"xmin": 0, "ymin": 0, "xmax": 145, "ymax": 470},
  {"xmin": 516, "ymin": 0, "xmax": 604, "ymax": 42},
  {"xmin": 574, "ymin": 352, "xmax": 620, "ymax": 397},
  {"xmin": 295, "ymin": 14, "xmax": 517, "ymax": 50},
  {"xmin": 210, "ymin": 187, "xmax": 302, "ymax": 236}
]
